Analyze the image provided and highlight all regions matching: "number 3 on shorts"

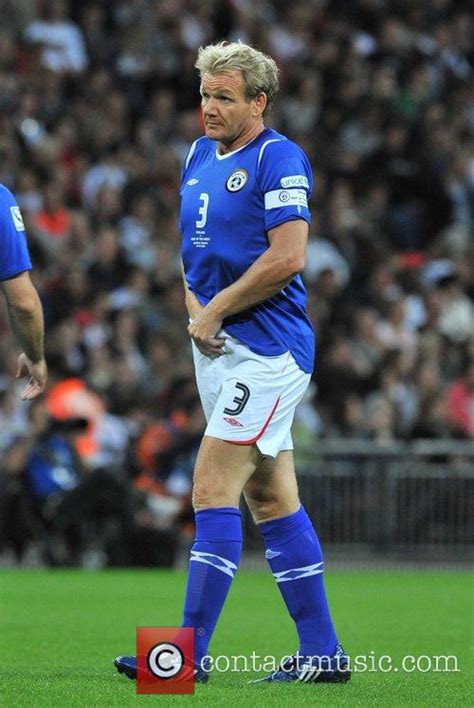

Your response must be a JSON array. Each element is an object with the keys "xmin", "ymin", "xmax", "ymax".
[{"xmin": 223, "ymin": 382, "xmax": 250, "ymax": 416}]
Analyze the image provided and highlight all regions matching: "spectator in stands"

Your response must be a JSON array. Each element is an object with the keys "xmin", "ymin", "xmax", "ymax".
[
  {"xmin": 446, "ymin": 359, "xmax": 474, "ymax": 439},
  {"xmin": 24, "ymin": 0, "xmax": 88, "ymax": 75}
]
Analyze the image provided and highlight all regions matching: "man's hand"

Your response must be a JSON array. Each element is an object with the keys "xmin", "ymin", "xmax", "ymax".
[
  {"xmin": 188, "ymin": 305, "xmax": 226, "ymax": 357},
  {"xmin": 16, "ymin": 353, "xmax": 48, "ymax": 400},
  {"xmin": 2, "ymin": 272, "xmax": 46, "ymax": 395}
]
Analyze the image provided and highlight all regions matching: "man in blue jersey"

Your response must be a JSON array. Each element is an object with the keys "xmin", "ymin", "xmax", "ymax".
[
  {"xmin": 115, "ymin": 42, "xmax": 348, "ymax": 685},
  {"xmin": 0, "ymin": 185, "xmax": 47, "ymax": 399}
]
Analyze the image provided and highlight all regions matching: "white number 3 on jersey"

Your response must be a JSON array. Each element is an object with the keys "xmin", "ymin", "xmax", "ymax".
[{"xmin": 196, "ymin": 193, "xmax": 209, "ymax": 228}]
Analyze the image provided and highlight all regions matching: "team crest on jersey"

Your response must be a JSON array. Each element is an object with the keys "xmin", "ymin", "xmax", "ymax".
[{"xmin": 226, "ymin": 169, "xmax": 248, "ymax": 192}]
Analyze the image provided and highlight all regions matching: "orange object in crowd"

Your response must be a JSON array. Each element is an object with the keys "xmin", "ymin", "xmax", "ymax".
[
  {"xmin": 45, "ymin": 378, "xmax": 104, "ymax": 460},
  {"xmin": 34, "ymin": 208, "xmax": 71, "ymax": 239}
]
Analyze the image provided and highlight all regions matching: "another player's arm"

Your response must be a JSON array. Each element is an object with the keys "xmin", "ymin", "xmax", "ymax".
[
  {"xmin": 187, "ymin": 219, "xmax": 308, "ymax": 351},
  {"xmin": 1, "ymin": 271, "xmax": 47, "ymax": 400}
]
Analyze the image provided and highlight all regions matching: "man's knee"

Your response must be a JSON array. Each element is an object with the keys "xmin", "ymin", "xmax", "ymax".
[
  {"xmin": 244, "ymin": 476, "xmax": 299, "ymax": 523},
  {"xmin": 247, "ymin": 498, "xmax": 282, "ymax": 523},
  {"xmin": 192, "ymin": 452, "xmax": 240, "ymax": 510},
  {"xmin": 192, "ymin": 437, "xmax": 260, "ymax": 511},
  {"xmin": 244, "ymin": 483, "xmax": 286, "ymax": 523},
  {"xmin": 192, "ymin": 479, "xmax": 232, "ymax": 510}
]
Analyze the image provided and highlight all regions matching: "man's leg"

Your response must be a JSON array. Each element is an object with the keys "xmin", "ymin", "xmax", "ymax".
[
  {"xmin": 244, "ymin": 451, "xmax": 338, "ymax": 659},
  {"xmin": 182, "ymin": 435, "xmax": 261, "ymax": 666}
]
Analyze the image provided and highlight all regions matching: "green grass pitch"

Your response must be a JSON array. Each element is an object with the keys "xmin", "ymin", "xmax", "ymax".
[{"xmin": 0, "ymin": 569, "xmax": 472, "ymax": 706}]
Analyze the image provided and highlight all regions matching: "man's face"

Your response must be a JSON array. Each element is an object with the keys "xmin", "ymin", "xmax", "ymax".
[{"xmin": 200, "ymin": 70, "xmax": 261, "ymax": 145}]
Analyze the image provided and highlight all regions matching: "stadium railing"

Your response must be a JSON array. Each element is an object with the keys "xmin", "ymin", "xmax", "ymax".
[{"xmin": 242, "ymin": 440, "xmax": 474, "ymax": 559}]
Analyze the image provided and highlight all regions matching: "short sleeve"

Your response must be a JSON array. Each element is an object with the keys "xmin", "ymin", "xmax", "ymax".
[
  {"xmin": 257, "ymin": 139, "xmax": 313, "ymax": 232},
  {"xmin": 180, "ymin": 138, "xmax": 200, "ymax": 187},
  {"xmin": 0, "ymin": 186, "xmax": 32, "ymax": 281}
]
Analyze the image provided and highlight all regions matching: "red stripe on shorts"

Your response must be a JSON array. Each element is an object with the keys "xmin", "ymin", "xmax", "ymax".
[{"xmin": 224, "ymin": 396, "xmax": 281, "ymax": 446}]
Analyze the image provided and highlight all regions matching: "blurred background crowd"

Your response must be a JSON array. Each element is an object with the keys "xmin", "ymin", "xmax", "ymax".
[{"xmin": 0, "ymin": 0, "xmax": 472, "ymax": 566}]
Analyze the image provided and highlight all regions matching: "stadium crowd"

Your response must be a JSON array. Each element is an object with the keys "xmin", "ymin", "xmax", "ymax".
[{"xmin": 0, "ymin": 0, "xmax": 473, "ymax": 565}]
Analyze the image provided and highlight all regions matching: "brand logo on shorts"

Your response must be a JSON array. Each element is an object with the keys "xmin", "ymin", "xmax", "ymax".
[
  {"xmin": 186, "ymin": 178, "xmax": 199, "ymax": 186},
  {"xmin": 223, "ymin": 417, "xmax": 244, "ymax": 427},
  {"xmin": 226, "ymin": 169, "xmax": 248, "ymax": 192}
]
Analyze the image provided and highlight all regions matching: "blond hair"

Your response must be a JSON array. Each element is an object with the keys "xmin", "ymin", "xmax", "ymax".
[{"xmin": 195, "ymin": 41, "xmax": 279, "ymax": 115}]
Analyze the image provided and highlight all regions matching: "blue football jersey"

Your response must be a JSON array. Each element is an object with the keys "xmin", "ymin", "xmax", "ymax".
[
  {"xmin": 180, "ymin": 128, "xmax": 315, "ymax": 374},
  {"xmin": 0, "ymin": 184, "xmax": 32, "ymax": 281}
]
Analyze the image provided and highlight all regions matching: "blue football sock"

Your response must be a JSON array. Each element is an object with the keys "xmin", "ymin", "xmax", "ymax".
[
  {"xmin": 259, "ymin": 505, "xmax": 338, "ymax": 658},
  {"xmin": 182, "ymin": 507, "xmax": 242, "ymax": 664}
]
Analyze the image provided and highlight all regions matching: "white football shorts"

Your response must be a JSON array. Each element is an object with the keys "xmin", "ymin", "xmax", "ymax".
[{"xmin": 192, "ymin": 331, "xmax": 311, "ymax": 458}]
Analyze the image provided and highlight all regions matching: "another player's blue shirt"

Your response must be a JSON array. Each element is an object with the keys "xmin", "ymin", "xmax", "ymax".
[
  {"xmin": 180, "ymin": 128, "xmax": 315, "ymax": 373},
  {"xmin": 0, "ymin": 184, "xmax": 32, "ymax": 281}
]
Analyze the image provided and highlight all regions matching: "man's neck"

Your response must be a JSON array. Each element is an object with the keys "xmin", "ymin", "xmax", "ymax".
[{"xmin": 217, "ymin": 122, "xmax": 265, "ymax": 155}]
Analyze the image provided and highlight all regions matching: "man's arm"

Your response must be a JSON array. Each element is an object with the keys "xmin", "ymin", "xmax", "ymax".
[
  {"xmin": 181, "ymin": 260, "xmax": 204, "ymax": 320},
  {"xmin": 187, "ymin": 219, "xmax": 308, "ymax": 353},
  {"xmin": 181, "ymin": 260, "xmax": 226, "ymax": 356},
  {"xmin": 1, "ymin": 271, "xmax": 47, "ymax": 400}
]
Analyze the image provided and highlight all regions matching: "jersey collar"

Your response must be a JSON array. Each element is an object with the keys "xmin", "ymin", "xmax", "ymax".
[{"xmin": 214, "ymin": 128, "xmax": 269, "ymax": 160}]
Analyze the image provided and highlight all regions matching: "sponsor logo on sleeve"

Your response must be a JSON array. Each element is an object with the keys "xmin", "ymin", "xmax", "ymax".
[
  {"xmin": 280, "ymin": 175, "xmax": 309, "ymax": 189},
  {"xmin": 264, "ymin": 189, "xmax": 308, "ymax": 210},
  {"xmin": 10, "ymin": 206, "xmax": 25, "ymax": 231}
]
